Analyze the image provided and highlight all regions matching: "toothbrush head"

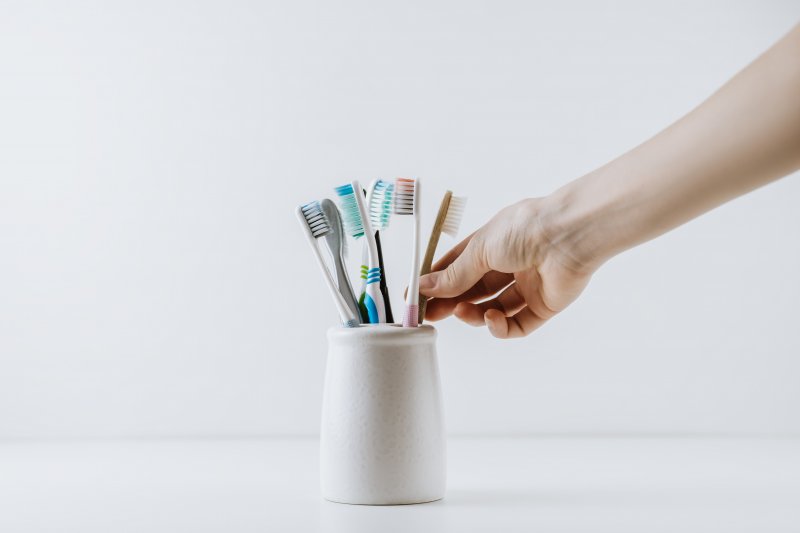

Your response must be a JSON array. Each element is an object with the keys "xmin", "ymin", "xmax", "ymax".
[
  {"xmin": 298, "ymin": 201, "xmax": 331, "ymax": 238},
  {"xmin": 369, "ymin": 180, "xmax": 394, "ymax": 230},
  {"xmin": 320, "ymin": 198, "xmax": 347, "ymax": 257},
  {"xmin": 393, "ymin": 178, "xmax": 416, "ymax": 216},
  {"xmin": 333, "ymin": 183, "xmax": 365, "ymax": 239},
  {"xmin": 442, "ymin": 196, "xmax": 466, "ymax": 237}
]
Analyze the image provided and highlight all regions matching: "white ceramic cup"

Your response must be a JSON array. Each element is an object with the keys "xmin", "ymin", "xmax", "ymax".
[{"xmin": 320, "ymin": 324, "xmax": 446, "ymax": 505}]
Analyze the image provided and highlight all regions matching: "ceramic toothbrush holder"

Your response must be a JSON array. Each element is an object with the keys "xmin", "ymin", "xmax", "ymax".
[{"xmin": 320, "ymin": 324, "xmax": 445, "ymax": 505}]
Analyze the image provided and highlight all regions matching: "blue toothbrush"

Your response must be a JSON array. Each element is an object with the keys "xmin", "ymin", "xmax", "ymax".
[{"xmin": 334, "ymin": 181, "xmax": 386, "ymax": 323}]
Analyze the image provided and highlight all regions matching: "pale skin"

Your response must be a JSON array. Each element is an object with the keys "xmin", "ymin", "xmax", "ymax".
[{"xmin": 420, "ymin": 24, "xmax": 800, "ymax": 339}]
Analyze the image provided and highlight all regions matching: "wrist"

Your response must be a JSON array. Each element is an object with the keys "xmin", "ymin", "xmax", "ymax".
[{"xmin": 536, "ymin": 169, "xmax": 627, "ymax": 274}]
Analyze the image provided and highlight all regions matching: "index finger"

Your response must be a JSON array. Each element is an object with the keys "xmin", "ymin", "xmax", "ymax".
[{"xmin": 430, "ymin": 231, "xmax": 477, "ymax": 273}]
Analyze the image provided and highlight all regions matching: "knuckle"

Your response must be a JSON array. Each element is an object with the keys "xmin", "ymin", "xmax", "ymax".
[{"xmin": 444, "ymin": 263, "xmax": 460, "ymax": 287}]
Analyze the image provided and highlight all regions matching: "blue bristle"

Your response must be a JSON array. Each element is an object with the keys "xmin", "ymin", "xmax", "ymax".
[
  {"xmin": 334, "ymin": 183, "xmax": 365, "ymax": 239},
  {"xmin": 369, "ymin": 180, "xmax": 394, "ymax": 230}
]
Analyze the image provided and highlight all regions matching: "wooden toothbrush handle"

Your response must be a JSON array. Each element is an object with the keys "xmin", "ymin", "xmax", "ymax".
[{"xmin": 418, "ymin": 191, "xmax": 452, "ymax": 324}]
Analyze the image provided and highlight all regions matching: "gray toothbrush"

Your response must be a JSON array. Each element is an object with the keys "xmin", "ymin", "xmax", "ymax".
[{"xmin": 320, "ymin": 199, "xmax": 362, "ymax": 323}]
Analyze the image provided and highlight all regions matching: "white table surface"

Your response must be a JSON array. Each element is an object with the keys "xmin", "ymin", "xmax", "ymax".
[{"xmin": 1, "ymin": 436, "xmax": 798, "ymax": 532}]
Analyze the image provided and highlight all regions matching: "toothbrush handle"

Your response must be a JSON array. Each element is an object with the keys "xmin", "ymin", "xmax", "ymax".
[
  {"xmin": 352, "ymin": 180, "xmax": 386, "ymax": 323},
  {"xmin": 317, "ymin": 252, "xmax": 359, "ymax": 327},
  {"xmin": 357, "ymin": 241, "xmax": 369, "ymax": 322},
  {"xmin": 375, "ymin": 231, "xmax": 394, "ymax": 323},
  {"xmin": 403, "ymin": 181, "xmax": 422, "ymax": 327},
  {"xmin": 364, "ymin": 268, "xmax": 386, "ymax": 324},
  {"xmin": 418, "ymin": 191, "xmax": 453, "ymax": 323},
  {"xmin": 303, "ymin": 232, "xmax": 358, "ymax": 327},
  {"xmin": 402, "ymin": 304, "xmax": 419, "ymax": 328},
  {"xmin": 331, "ymin": 253, "xmax": 361, "ymax": 323}
]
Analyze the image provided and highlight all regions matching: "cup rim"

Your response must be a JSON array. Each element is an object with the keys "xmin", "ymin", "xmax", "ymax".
[{"xmin": 327, "ymin": 323, "xmax": 436, "ymax": 345}]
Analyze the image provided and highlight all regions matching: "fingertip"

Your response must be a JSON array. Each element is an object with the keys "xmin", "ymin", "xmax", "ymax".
[
  {"xmin": 454, "ymin": 302, "xmax": 487, "ymax": 327},
  {"xmin": 484, "ymin": 309, "xmax": 509, "ymax": 339},
  {"xmin": 418, "ymin": 272, "xmax": 437, "ymax": 296},
  {"xmin": 424, "ymin": 298, "xmax": 451, "ymax": 321},
  {"xmin": 423, "ymin": 307, "xmax": 445, "ymax": 322}
]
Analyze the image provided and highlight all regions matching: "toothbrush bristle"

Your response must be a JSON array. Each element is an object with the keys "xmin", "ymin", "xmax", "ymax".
[
  {"xmin": 300, "ymin": 201, "xmax": 331, "ymax": 238},
  {"xmin": 393, "ymin": 178, "xmax": 416, "ymax": 216},
  {"xmin": 334, "ymin": 183, "xmax": 365, "ymax": 239},
  {"xmin": 369, "ymin": 180, "xmax": 394, "ymax": 230},
  {"xmin": 442, "ymin": 196, "xmax": 466, "ymax": 237}
]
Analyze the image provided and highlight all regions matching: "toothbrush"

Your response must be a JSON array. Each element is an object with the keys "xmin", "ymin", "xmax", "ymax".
[
  {"xmin": 355, "ymin": 187, "xmax": 371, "ymax": 323},
  {"xmin": 367, "ymin": 179, "xmax": 395, "ymax": 323},
  {"xmin": 319, "ymin": 199, "xmax": 362, "ymax": 323},
  {"xmin": 358, "ymin": 238, "xmax": 369, "ymax": 322},
  {"xmin": 374, "ymin": 231, "xmax": 393, "ymax": 322},
  {"xmin": 295, "ymin": 201, "xmax": 359, "ymax": 328},
  {"xmin": 334, "ymin": 181, "xmax": 386, "ymax": 323},
  {"xmin": 418, "ymin": 191, "xmax": 466, "ymax": 323},
  {"xmin": 394, "ymin": 178, "xmax": 421, "ymax": 327}
]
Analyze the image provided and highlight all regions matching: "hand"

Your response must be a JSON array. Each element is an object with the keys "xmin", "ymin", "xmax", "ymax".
[
  {"xmin": 419, "ymin": 198, "xmax": 594, "ymax": 339},
  {"xmin": 421, "ymin": 26, "xmax": 800, "ymax": 339}
]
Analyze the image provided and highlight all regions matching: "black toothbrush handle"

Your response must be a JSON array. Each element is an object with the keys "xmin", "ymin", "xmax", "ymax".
[{"xmin": 375, "ymin": 230, "xmax": 394, "ymax": 323}]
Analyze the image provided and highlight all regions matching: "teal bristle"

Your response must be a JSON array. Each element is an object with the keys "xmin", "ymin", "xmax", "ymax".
[
  {"xmin": 369, "ymin": 180, "xmax": 394, "ymax": 231},
  {"xmin": 334, "ymin": 183, "xmax": 365, "ymax": 239}
]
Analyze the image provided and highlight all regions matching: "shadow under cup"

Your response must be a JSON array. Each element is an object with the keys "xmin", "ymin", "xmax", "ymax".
[{"xmin": 321, "ymin": 324, "xmax": 446, "ymax": 505}]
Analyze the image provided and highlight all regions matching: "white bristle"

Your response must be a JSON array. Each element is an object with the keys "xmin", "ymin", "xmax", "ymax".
[
  {"xmin": 393, "ymin": 178, "xmax": 416, "ymax": 215},
  {"xmin": 300, "ymin": 201, "xmax": 331, "ymax": 238},
  {"xmin": 441, "ymin": 196, "xmax": 466, "ymax": 236}
]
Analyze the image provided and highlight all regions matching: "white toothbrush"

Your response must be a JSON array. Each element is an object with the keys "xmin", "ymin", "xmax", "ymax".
[
  {"xmin": 394, "ymin": 178, "xmax": 421, "ymax": 327},
  {"xmin": 319, "ymin": 199, "xmax": 362, "ymax": 323},
  {"xmin": 334, "ymin": 181, "xmax": 386, "ymax": 323},
  {"xmin": 295, "ymin": 201, "xmax": 359, "ymax": 328}
]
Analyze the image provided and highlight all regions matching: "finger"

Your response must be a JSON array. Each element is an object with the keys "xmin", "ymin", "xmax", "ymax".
[
  {"xmin": 424, "ymin": 271, "xmax": 513, "ymax": 321},
  {"xmin": 430, "ymin": 232, "xmax": 476, "ymax": 273},
  {"xmin": 419, "ymin": 238, "xmax": 489, "ymax": 298},
  {"xmin": 485, "ymin": 307, "xmax": 547, "ymax": 339},
  {"xmin": 453, "ymin": 282, "xmax": 526, "ymax": 326},
  {"xmin": 418, "ymin": 232, "xmax": 476, "ymax": 296}
]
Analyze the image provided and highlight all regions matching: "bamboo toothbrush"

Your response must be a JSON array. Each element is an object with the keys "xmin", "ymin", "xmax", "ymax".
[
  {"xmin": 367, "ymin": 179, "xmax": 395, "ymax": 323},
  {"xmin": 295, "ymin": 201, "xmax": 359, "ymax": 328},
  {"xmin": 418, "ymin": 191, "xmax": 466, "ymax": 323},
  {"xmin": 319, "ymin": 199, "xmax": 361, "ymax": 323},
  {"xmin": 394, "ymin": 178, "xmax": 421, "ymax": 327},
  {"xmin": 334, "ymin": 181, "xmax": 386, "ymax": 323}
]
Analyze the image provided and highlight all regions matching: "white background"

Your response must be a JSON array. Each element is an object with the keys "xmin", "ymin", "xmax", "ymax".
[{"xmin": 1, "ymin": 0, "xmax": 798, "ymax": 440}]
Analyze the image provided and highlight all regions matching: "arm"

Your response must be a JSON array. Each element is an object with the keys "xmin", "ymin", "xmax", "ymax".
[{"xmin": 420, "ymin": 24, "xmax": 800, "ymax": 338}]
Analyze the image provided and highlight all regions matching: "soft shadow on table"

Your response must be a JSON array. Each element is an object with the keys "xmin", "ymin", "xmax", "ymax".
[
  {"xmin": 317, "ymin": 486, "xmax": 715, "ymax": 532},
  {"xmin": 317, "ymin": 487, "xmax": 646, "ymax": 533},
  {"xmin": 318, "ymin": 497, "xmax": 448, "ymax": 533}
]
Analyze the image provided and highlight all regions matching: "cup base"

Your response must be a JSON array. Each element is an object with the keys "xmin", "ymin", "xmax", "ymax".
[{"xmin": 322, "ymin": 495, "xmax": 444, "ymax": 506}]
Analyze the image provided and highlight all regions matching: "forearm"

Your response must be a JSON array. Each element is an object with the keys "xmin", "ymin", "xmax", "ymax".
[{"xmin": 542, "ymin": 24, "xmax": 800, "ymax": 272}]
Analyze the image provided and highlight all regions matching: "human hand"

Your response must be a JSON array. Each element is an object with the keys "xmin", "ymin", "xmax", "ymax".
[
  {"xmin": 423, "ymin": 26, "xmax": 800, "ymax": 339},
  {"xmin": 419, "ymin": 198, "xmax": 595, "ymax": 338}
]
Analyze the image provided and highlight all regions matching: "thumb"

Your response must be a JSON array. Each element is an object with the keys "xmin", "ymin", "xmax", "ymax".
[{"xmin": 419, "ymin": 240, "xmax": 489, "ymax": 298}]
